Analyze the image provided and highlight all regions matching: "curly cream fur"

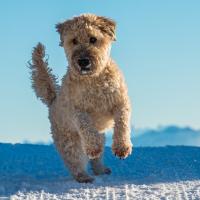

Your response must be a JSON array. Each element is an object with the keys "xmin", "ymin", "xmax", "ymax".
[
  {"xmin": 29, "ymin": 14, "xmax": 132, "ymax": 183},
  {"xmin": 29, "ymin": 43, "xmax": 58, "ymax": 106}
]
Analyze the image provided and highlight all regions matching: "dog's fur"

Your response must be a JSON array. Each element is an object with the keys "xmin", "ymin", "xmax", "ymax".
[{"xmin": 29, "ymin": 14, "xmax": 132, "ymax": 183}]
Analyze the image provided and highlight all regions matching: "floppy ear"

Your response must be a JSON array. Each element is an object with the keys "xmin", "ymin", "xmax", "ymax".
[
  {"xmin": 55, "ymin": 22, "xmax": 64, "ymax": 46},
  {"xmin": 55, "ymin": 20, "xmax": 72, "ymax": 46},
  {"xmin": 96, "ymin": 16, "xmax": 116, "ymax": 41}
]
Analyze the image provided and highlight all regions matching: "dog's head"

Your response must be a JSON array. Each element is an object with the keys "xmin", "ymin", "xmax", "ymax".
[{"xmin": 56, "ymin": 14, "xmax": 116, "ymax": 77}]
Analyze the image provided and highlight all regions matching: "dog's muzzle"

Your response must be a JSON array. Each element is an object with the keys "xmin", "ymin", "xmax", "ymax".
[{"xmin": 77, "ymin": 58, "xmax": 91, "ymax": 74}]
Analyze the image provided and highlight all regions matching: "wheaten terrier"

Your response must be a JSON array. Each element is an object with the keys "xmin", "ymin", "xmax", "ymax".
[{"xmin": 29, "ymin": 14, "xmax": 132, "ymax": 183}]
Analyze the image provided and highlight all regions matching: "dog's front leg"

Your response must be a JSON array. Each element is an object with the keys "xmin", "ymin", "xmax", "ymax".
[
  {"xmin": 73, "ymin": 111, "xmax": 104, "ymax": 159},
  {"xmin": 112, "ymin": 102, "xmax": 132, "ymax": 159}
]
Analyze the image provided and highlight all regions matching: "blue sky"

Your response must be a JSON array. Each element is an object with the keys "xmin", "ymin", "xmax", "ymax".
[{"xmin": 0, "ymin": 0, "xmax": 200, "ymax": 143}]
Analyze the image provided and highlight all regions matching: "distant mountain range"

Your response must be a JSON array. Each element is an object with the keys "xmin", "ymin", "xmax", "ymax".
[{"xmin": 106, "ymin": 126, "xmax": 200, "ymax": 147}]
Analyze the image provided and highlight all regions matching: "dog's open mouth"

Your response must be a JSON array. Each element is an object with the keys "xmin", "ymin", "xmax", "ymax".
[{"xmin": 80, "ymin": 64, "xmax": 92, "ymax": 75}]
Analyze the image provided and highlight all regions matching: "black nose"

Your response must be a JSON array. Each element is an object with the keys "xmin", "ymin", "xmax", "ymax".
[{"xmin": 78, "ymin": 58, "xmax": 90, "ymax": 67}]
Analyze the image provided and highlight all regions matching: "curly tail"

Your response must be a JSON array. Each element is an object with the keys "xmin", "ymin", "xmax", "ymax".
[{"xmin": 29, "ymin": 43, "xmax": 58, "ymax": 107}]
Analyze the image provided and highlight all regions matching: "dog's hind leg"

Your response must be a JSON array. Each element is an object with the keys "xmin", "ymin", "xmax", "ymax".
[
  {"xmin": 91, "ymin": 157, "xmax": 111, "ymax": 175},
  {"xmin": 90, "ymin": 134, "xmax": 111, "ymax": 175},
  {"xmin": 53, "ymin": 130, "xmax": 94, "ymax": 183}
]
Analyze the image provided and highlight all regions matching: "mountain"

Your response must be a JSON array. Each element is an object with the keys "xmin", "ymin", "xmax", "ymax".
[{"xmin": 105, "ymin": 126, "xmax": 200, "ymax": 147}]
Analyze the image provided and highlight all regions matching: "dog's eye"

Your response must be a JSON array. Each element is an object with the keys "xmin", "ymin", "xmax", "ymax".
[
  {"xmin": 90, "ymin": 37, "xmax": 97, "ymax": 44},
  {"xmin": 72, "ymin": 38, "xmax": 78, "ymax": 45}
]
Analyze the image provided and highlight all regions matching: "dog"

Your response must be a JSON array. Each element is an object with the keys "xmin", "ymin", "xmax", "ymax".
[{"xmin": 29, "ymin": 14, "xmax": 132, "ymax": 183}]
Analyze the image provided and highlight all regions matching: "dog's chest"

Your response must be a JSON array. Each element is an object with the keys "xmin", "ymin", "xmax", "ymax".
[{"xmin": 71, "ymin": 80, "xmax": 119, "ymax": 112}]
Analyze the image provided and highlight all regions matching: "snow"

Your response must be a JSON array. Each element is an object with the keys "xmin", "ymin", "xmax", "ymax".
[{"xmin": 1, "ymin": 143, "xmax": 200, "ymax": 199}]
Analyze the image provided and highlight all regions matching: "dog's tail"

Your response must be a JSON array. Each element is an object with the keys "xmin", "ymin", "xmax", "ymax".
[{"xmin": 29, "ymin": 43, "xmax": 58, "ymax": 107}]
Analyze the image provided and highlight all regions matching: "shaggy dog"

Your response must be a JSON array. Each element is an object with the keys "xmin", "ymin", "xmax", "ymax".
[{"xmin": 29, "ymin": 14, "xmax": 132, "ymax": 183}]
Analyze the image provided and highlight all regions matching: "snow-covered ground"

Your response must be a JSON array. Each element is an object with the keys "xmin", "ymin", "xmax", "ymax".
[{"xmin": 1, "ymin": 143, "xmax": 200, "ymax": 199}]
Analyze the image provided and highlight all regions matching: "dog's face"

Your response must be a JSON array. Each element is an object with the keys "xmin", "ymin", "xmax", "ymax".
[{"xmin": 56, "ymin": 14, "xmax": 116, "ymax": 77}]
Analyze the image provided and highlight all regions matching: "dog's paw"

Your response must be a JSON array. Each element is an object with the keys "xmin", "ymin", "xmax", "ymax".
[
  {"xmin": 112, "ymin": 141, "xmax": 132, "ymax": 159},
  {"xmin": 75, "ymin": 172, "xmax": 94, "ymax": 183},
  {"xmin": 93, "ymin": 167, "xmax": 112, "ymax": 176}
]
